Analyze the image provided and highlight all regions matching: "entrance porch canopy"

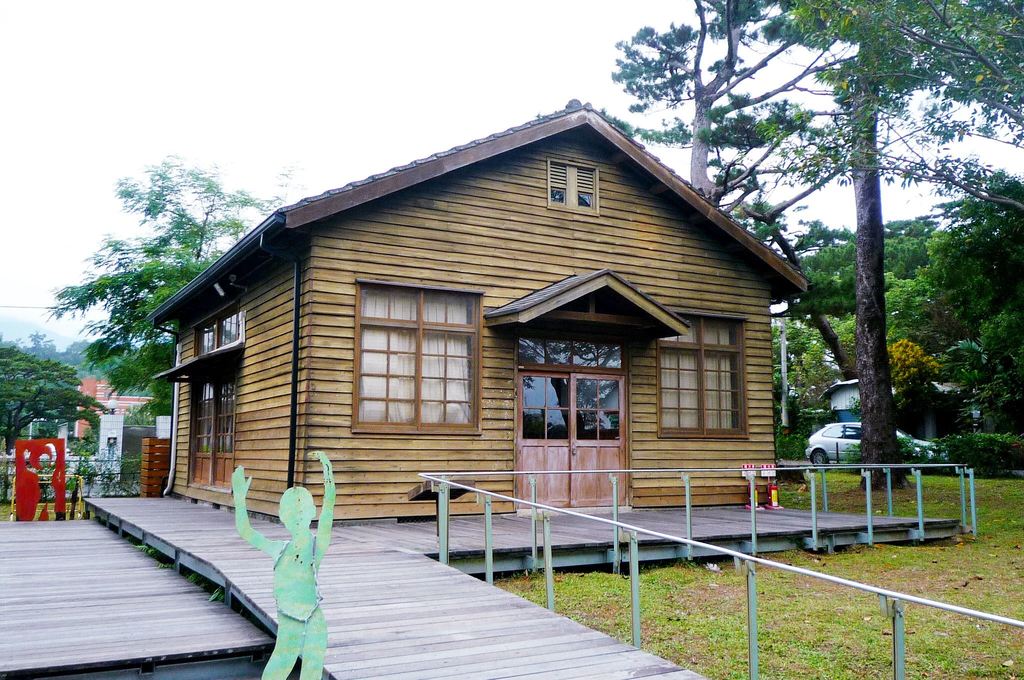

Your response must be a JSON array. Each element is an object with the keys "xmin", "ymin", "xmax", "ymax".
[{"xmin": 484, "ymin": 269, "xmax": 689, "ymax": 338}]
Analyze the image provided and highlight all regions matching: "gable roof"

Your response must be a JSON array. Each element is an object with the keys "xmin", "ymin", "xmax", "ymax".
[
  {"xmin": 485, "ymin": 269, "xmax": 691, "ymax": 338},
  {"xmin": 151, "ymin": 101, "xmax": 806, "ymax": 324}
]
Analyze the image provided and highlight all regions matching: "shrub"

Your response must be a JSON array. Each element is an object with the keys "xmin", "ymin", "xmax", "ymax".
[
  {"xmin": 841, "ymin": 437, "xmax": 927, "ymax": 465},
  {"xmin": 775, "ymin": 432, "xmax": 808, "ymax": 460},
  {"xmin": 931, "ymin": 433, "xmax": 1024, "ymax": 476}
]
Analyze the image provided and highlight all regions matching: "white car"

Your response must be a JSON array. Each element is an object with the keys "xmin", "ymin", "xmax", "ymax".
[{"xmin": 805, "ymin": 422, "xmax": 930, "ymax": 464}]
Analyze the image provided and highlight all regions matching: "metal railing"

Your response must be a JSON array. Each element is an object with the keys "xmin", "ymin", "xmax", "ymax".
[
  {"xmin": 419, "ymin": 469, "xmax": 1017, "ymax": 680},
  {"xmin": 1, "ymin": 455, "xmax": 142, "ymax": 503},
  {"xmin": 424, "ymin": 464, "xmax": 977, "ymax": 563},
  {"xmin": 77, "ymin": 455, "xmax": 142, "ymax": 497}
]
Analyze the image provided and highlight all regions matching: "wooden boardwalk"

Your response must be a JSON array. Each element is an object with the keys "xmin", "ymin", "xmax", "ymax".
[
  {"xmin": 87, "ymin": 497, "xmax": 703, "ymax": 680},
  {"xmin": 0, "ymin": 520, "xmax": 271, "ymax": 678},
  {"xmin": 325, "ymin": 505, "xmax": 961, "ymax": 571},
  {"xmin": 88, "ymin": 498, "xmax": 961, "ymax": 569}
]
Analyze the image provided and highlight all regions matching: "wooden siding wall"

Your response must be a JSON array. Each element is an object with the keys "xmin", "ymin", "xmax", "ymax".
[
  {"xmin": 172, "ymin": 260, "xmax": 311, "ymax": 517},
  {"xmin": 297, "ymin": 131, "xmax": 775, "ymax": 519}
]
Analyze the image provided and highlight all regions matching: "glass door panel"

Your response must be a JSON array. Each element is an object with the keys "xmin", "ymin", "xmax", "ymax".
[{"xmin": 517, "ymin": 371, "xmax": 627, "ymax": 508}]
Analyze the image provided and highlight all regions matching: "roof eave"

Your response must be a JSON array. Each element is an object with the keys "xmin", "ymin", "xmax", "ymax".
[
  {"xmin": 486, "ymin": 270, "xmax": 691, "ymax": 337},
  {"xmin": 147, "ymin": 211, "xmax": 287, "ymax": 325}
]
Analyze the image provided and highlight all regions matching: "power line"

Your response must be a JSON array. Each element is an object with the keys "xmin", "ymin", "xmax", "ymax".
[{"xmin": 0, "ymin": 305, "xmax": 53, "ymax": 309}]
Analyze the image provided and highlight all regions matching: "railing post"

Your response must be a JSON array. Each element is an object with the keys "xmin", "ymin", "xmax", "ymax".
[
  {"xmin": 629, "ymin": 530, "xmax": 641, "ymax": 648},
  {"xmin": 880, "ymin": 595, "xmax": 906, "ymax": 680},
  {"xmin": 957, "ymin": 466, "xmax": 967, "ymax": 532},
  {"xmin": 682, "ymin": 473, "xmax": 693, "ymax": 560},
  {"xmin": 968, "ymin": 468, "xmax": 978, "ymax": 538},
  {"xmin": 912, "ymin": 468, "xmax": 924, "ymax": 542},
  {"xmin": 610, "ymin": 474, "xmax": 621, "ymax": 574},
  {"xmin": 884, "ymin": 467, "xmax": 893, "ymax": 517},
  {"xmin": 748, "ymin": 476, "xmax": 758, "ymax": 556},
  {"xmin": 805, "ymin": 470, "xmax": 819, "ymax": 550},
  {"xmin": 862, "ymin": 469, "xmax": 874, "ymax": 546},
  {"xmin": 438, "ymin": 480, "xmax": 450, "ymax": 565},
  {"xmin": 543, "ymin": 512, "xmax": 555, "ymax": 611},
  {"xmin": 744, "ymin": 561, "xmax": 759, "ymax": 680},
  {"xmin": 484, "ymin": 495, "xmax": 494, "ymax": 585},
  {"xmin": 529, "ymin": 474, "xmax": 538, "ymax": 572},
  {"xmin": 820, "ymin": 469, "xmax": 829, "ymax": 513}
]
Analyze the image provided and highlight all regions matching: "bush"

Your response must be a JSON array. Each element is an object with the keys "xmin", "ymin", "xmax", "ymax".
[
  {"xmin": 775, "ymin": 433, "xmax": 808, "ymax": 460},
  {"xmin": 931, "ymin": 433, "xmax": 1024, "ymax": 476},
  {"xmin": 841, "ymin": 436, "xmax": 927, "ymax": 465}
]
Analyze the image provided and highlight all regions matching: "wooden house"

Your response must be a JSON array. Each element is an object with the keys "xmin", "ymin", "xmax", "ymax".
[{"xmin": 151, "ymin": 101, "xmax": 806, "ymax": 519}]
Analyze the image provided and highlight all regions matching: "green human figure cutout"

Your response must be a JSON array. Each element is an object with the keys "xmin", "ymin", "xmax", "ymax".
[{"xmin": 233, "ymin": 451, "xmax": 335, "ymax": 680}]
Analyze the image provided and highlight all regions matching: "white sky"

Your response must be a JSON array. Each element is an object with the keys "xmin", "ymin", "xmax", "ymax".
[{"xmin": 0, "ymin": 1, "xmax": 960, "ymax": 346}]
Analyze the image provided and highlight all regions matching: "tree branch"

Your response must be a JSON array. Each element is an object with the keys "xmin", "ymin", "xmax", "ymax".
[
  {"xmin": 693, "ymin": 0, "xmax": 709, "ymax": 90},
  {"xmin": 718, "ymin": 41, "xmax": 799, "ymax": 98},
  {"xmin": 728, "ymin": 54, "xmax": 853, "ymax": 112}
]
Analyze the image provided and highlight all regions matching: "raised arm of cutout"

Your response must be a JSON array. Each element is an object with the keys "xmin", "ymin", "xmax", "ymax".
[
  {"xmin": 314, "ymin": 451, "xmax": 335, "ymax": 569},
  {"xmin": 232, "ymin": 466, "xmax": 277, "ymax": 555}
]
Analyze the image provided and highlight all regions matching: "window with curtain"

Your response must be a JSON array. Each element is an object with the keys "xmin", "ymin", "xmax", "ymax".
[
  {"xmin": 658, "ymin": 316, "xmax": 745, "ymax": 436},
  {"xmin": 196, "ymin": 309, "xmax": 243, "ymax": 356},
  {"xmin": 356, "ymin": 283, "xmax": 479, "ymax": 431}
]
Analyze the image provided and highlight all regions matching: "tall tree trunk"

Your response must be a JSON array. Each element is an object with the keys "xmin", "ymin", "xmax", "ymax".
[
  {"xmin": 850, "ymin": 93, "xmax": 901, "ymax": 485},
  {"xmin": 690, "ymin": 99, "xmax": 716, "ymax": 198}
]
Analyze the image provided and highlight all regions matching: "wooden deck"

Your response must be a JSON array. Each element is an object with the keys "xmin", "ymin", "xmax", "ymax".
[
  {"xmin": 323, "ymin": 504, "xmax": 962, "ymax": 572},
  {"xmin": 38, "ymin": 496, "xmax": 958, "ymax": 679},
  {"xmin": 86, "ymin": 497, "xmax": 703, "ymax": 680},
  {"xmin": 0, "ymin": 520, "xmax": 271, "ymax": 678}
]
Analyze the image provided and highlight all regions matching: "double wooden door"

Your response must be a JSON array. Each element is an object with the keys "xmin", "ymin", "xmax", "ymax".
[{"xmin": 516, "ymin": 372, "xmax": 626, "ymax": 507}]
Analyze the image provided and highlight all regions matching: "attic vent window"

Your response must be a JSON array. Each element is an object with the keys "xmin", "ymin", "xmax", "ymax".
[{"xmin": 548, "ymin": 161, "xmax": 598, "ymax": 212}]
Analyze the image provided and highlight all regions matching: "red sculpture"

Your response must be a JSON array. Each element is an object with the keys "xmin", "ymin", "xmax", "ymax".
[{"xmin": 14, "ymin": 439, "xmax": 66, "ymax": 521}]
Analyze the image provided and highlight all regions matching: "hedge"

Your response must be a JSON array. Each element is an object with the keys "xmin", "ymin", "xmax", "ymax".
[{"xmin": 930, "ymin": 433, "xmax": 1024, "ymax": 476}]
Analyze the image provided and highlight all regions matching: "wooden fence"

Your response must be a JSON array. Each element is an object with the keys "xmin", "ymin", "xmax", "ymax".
[{"xmin": 140, "ymin": 438, "xmax": 170, "ymax": 498}]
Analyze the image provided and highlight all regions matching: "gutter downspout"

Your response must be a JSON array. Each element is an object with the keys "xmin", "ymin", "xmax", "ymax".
[
  {"xmin": 163, "ymin": 339, "xmax": 182, "ymax": 496},
  {"xmin": 259, "ymin": 231, "xmax": 302, "ymax": 490}
]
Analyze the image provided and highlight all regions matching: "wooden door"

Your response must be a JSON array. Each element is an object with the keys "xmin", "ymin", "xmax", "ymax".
[
  {"xmin": 570, "ymin": 375, "xmax": 625, "ymax": 507},
  {"xmin": 516, "ymin": 372, "xmax": 626, "ymax": 507},
  {"xmin": 516, "ymin": 373, "xmax": 571, "ymax": 506},
  {"xmin": 191, "ymin": 382, "xmax": 215, "ymax": 485},
  {"xmin": 189, "ymin": 380, "xmax": 235, "ymax": 488}
]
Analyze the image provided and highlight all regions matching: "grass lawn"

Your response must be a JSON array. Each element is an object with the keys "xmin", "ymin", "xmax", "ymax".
[{"xmin": 498, "ymin": 474, "xmax": 1024, "ymax": 679}]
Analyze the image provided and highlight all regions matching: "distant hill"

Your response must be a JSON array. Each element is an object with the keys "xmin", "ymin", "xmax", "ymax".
[
  {"xmin": 0, "ymin": 317, "xmax": 100, "ymax": 376},
  {"xmin": 0, "ymin": 314, "xmax": 85, "ymax": 349}
]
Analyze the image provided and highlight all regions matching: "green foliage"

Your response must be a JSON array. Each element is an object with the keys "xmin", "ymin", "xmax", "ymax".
[
  {"xmin": 791, "ymin": 0, "xmax": 1024, "ymax": 207},
  {"xmin": 0, "ymin": 346, "xmax": 101, "ymax": 454},
  {"xmin": 874, "ymin": 0, "xmax": 1024, "ymax": 147},
  {"xmin": 612, "ymin": 1, "xmax": 844, "ymax": 208},
  {"xmin": 885, "ymin": 276, "xmax": 960, "ymax": 354},
  {"xmin": 124, "ymin": 405, "xmax": 156, "ymax": 427},
  {"xmin": 788, "ymin": 221, "xmax": 855, "ymax": 317},
  {"xmin": 846, "ymin": 436, "xmax": 924, "ymax": 464},
  {"xmin": 0, "ymin": 332, "xmax": 92, "ymax": 371},
  {"xmin": 775, "ymin": 319, "xmax": 840, "ymax": 413},
  {"xmin": 53, "ymin": 157, "xmax": 273, "ymax": 415},
  {"xmin": 930, "ymin": 433, "xmax": 1024, "ymax": 477},
  {"xmin": 888, "ymin": 339, "xmax": 941, "ymax": 421},
  {"xmin": 792, "ymin": 218, "xmax": 936, "ymax": 320},
  {"xmin": 773, "ymin": 319, "xmax": 835, "ymax": 459},
  {"xmin": 775, "ymin": 432, "xmax": 808, "ymax": 460},
  {"xmin": 928, "ymin": 177, "xmax": 1024, "ymax": 431}
]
